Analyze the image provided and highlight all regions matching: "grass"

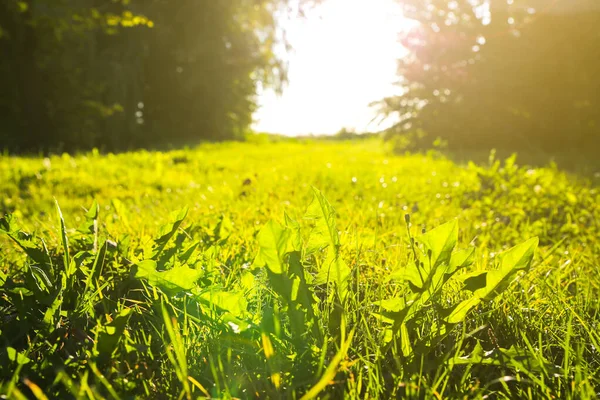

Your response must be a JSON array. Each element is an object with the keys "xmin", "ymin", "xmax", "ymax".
[{"xmin": 0, "ymin": 138, "xmax": 599, "ymax": 399}]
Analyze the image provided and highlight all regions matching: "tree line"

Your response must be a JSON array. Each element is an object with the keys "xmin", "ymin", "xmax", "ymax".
[
  {"xmin": 0, "ymin": 0, "xmax": 307, "ymax": 153},
  {"xmin": 377, "ymin": 0, "xmax": 600, "ymax": 154}
]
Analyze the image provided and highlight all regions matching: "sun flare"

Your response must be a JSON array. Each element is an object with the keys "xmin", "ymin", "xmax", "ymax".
[{"xmin": 253, "ymin": 0, "xmax": 414, "ymax": 136}]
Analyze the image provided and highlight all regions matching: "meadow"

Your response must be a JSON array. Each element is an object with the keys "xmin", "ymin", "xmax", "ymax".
[{"xmin": 1, "ymin": 138, "xmax": 599, "ymax": 399}]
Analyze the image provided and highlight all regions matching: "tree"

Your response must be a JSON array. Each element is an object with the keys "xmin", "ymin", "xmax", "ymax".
[
  {"xmin": 0, "ymin": 0, "xmax": 153, "ymax": 152},
  {"xmin": 0, "ymin": 0, "xmax": 317, "ymax": 152},
  {"xmin": 376, "ymin": 0, "xmax": 600, "ymax": 153},
  {"xmin": 137, "ymin": 0, "xmax": 290, "ymax": 145}
]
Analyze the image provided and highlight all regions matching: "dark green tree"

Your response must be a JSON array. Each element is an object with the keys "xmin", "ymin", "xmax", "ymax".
[
  {"xmin": 376, "ymin": 0, "xmax": 600, "ymax": 153},
  {"xmin": 0, "ymin": 0, "xmax": 314, "ymax": 152},
  {"xmin": 0, "ymin": 0, "xmax": 153, "ymax": 152},
  {"xmin": 137, "ymin": 0, "xmax": 291, "ymax": 145}
]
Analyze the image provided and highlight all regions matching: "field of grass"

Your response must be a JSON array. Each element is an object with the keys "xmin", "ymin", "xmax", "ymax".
[{"xmin": 1, "ymin": 139, "xmax": 599, "ymax": 399}]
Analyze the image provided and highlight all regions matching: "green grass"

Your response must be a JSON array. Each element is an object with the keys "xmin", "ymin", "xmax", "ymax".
[{"xmin": 1, "ymin": 139, "xmax": 599, "ymax": 399}]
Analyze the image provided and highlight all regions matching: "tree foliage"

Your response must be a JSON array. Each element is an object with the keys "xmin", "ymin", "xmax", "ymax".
[
  {"xmin": 0, "ymin": 0, "xmax": 310, "ymax": 152},
  {"xmin": 377, "ymin": 0, "xmax": 600, "ymax": 153}
]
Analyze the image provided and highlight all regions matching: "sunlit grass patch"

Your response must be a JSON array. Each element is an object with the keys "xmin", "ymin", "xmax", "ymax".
[{"xmin": 0, "ymin": 139, "xmax": 598, "ymax": 398}]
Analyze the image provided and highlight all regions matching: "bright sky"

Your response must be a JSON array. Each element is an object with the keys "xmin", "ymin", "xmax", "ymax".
[{"xmin": 253, "ymin": 0, "xmax": 412, "ymax": 136}]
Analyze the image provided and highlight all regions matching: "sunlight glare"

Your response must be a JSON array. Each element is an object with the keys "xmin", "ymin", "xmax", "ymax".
[{"xmin": 253, "ymin": 0, "xmax": 414, "ymax": 136}]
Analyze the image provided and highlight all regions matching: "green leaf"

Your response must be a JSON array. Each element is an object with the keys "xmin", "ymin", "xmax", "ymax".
[
  {"xmin": 389, "ymin": 261, "xmax": 425, "ymax": 290},
  {"xmin": 118, "ymin": 233, "xmax": 131, "ymax": 258},
  {"xmin": 448, "ymin": 342, "xmax": 488, "ymax": 366},
  {"xmin": 0, "ymin": 213, "xmax": 18, "ymax": 233},
  {"xmin": 499, "ymin": 345, "xmax": 558, "ymax": 374},
  {"xmin": 43, "ymin": 272, "xmax": 67, "ymax": 330},
  {"xmin": 212, "ymin": 215, "xmax": 233, "ymax": 245},
  {"xmin": 481, "ymin": 237, "xmax": 538, "ymax": 301},
  {"xmin": 448, "ymin": 247, "xmax": 476, "ymax": 276},
  {"xmin": 6, "ymin": 347, "xmax": 30, "ymax": 365},
  {"xmin": 195, "ymin": 289, "xmax": 248, "ymax": 319},
  {"xmin": 287, "ymin": 252, "xmax": 314, "ymax": 307},
  {"xmin": 304, "ymin": 187, "xmax": 340, "ymax": 253},
  {"xmin": 78, "ymin": 200, "xmax": 99, "ymax": 235},
  {"xmin": 462, "ymin": 271, "xmax": 488, "ymax": 292},
  {"xmin": 378, "ymin": 297, "xmax": 407, "ymax": 313},
  {"xmin": 304, "ymin": 188, "xmax": 350, "ymax": 298},
  {"xmin": 161, "ymin": 303, "xmax": 189, "ymax": 385},
  {"xmin": 391, "ymin": 221, "xmax": 461, "ymax": 295},
  {"xmin": 262, "ymin": 250, "xmax": 319, "ymax": 346},
  {"xmin": 444, "ymin": 296, "xmax": 481, "ymax": 325},
  {"xmin": 111, "ymin": 198, "xmax": 131, "ymax": 230},
  {"xmin": 151, "ymin": 208, "xmax": 188, "ymax": 259},
  {"xmin": 86, "ymin": 200, "xmax": 100, "ymax": 220},
  {"xmin": 0, "ymin": 215, "xmax": 54, "ymax": 279},
  {"xmin": 284, "ymin": 212, "xmax": 302, "ymax": 251},
  {"xmin": 431, "ymin": 247, "xmax": 477, "ymax": 295},
  {"xmin": 315, "ymin": 248, "xmax": 351, "ymax": 299},
  {"xmin": 400, "ymin": 323, "xmax": 412, "ymax": 357},
  {"xmin": 254, "ymin": 220, "xmax": 292, "ymax": 274},
  {"xmin": 55, "ymin": 200, "xmax": 71, "ymax": 272},
  {"xmin": 449, "ymin": 342, "xmax": 556, "ymax": 374},
  {"xmin": 90, "ymin": 241, "xmax": 108, "ymax": 282},
  {"xmin": 29, "ymin": 265, "xmax": 53, "ymax": 293},
  {"xmin": 446, "ymin": 237, "xmax": 538, "ymax": 324},
  {"xmin": 419, "ymin": 219, "xmax": 458, "ymax": 274},
  {"xmin": 133, "ymin": 260, "xmax": 202, "ymax": 295},
  {"xmin": 96, "ymin": 308, "xmax": 133, "ymax": 356},
  {"xmin": 178, "ymin": 242, "xmax": 199, "ymax": 264}
]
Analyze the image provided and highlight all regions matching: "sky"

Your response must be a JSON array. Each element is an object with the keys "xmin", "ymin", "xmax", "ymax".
[{"xmin": 252, "ymin": 0, "xmax": 413, "ymax": 136}]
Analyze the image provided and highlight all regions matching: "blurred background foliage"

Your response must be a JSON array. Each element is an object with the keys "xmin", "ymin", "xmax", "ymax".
[
  {"xmin": 377, "ymin": 0, "xmax": 600, "ymax": 154},
  {"xmin": 0, "ymin": 0, "xmax": 314, "ymax": 152},
  {"xmin": 0, "ymin": 0, "xmax": 599, "ymax": 154}
]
